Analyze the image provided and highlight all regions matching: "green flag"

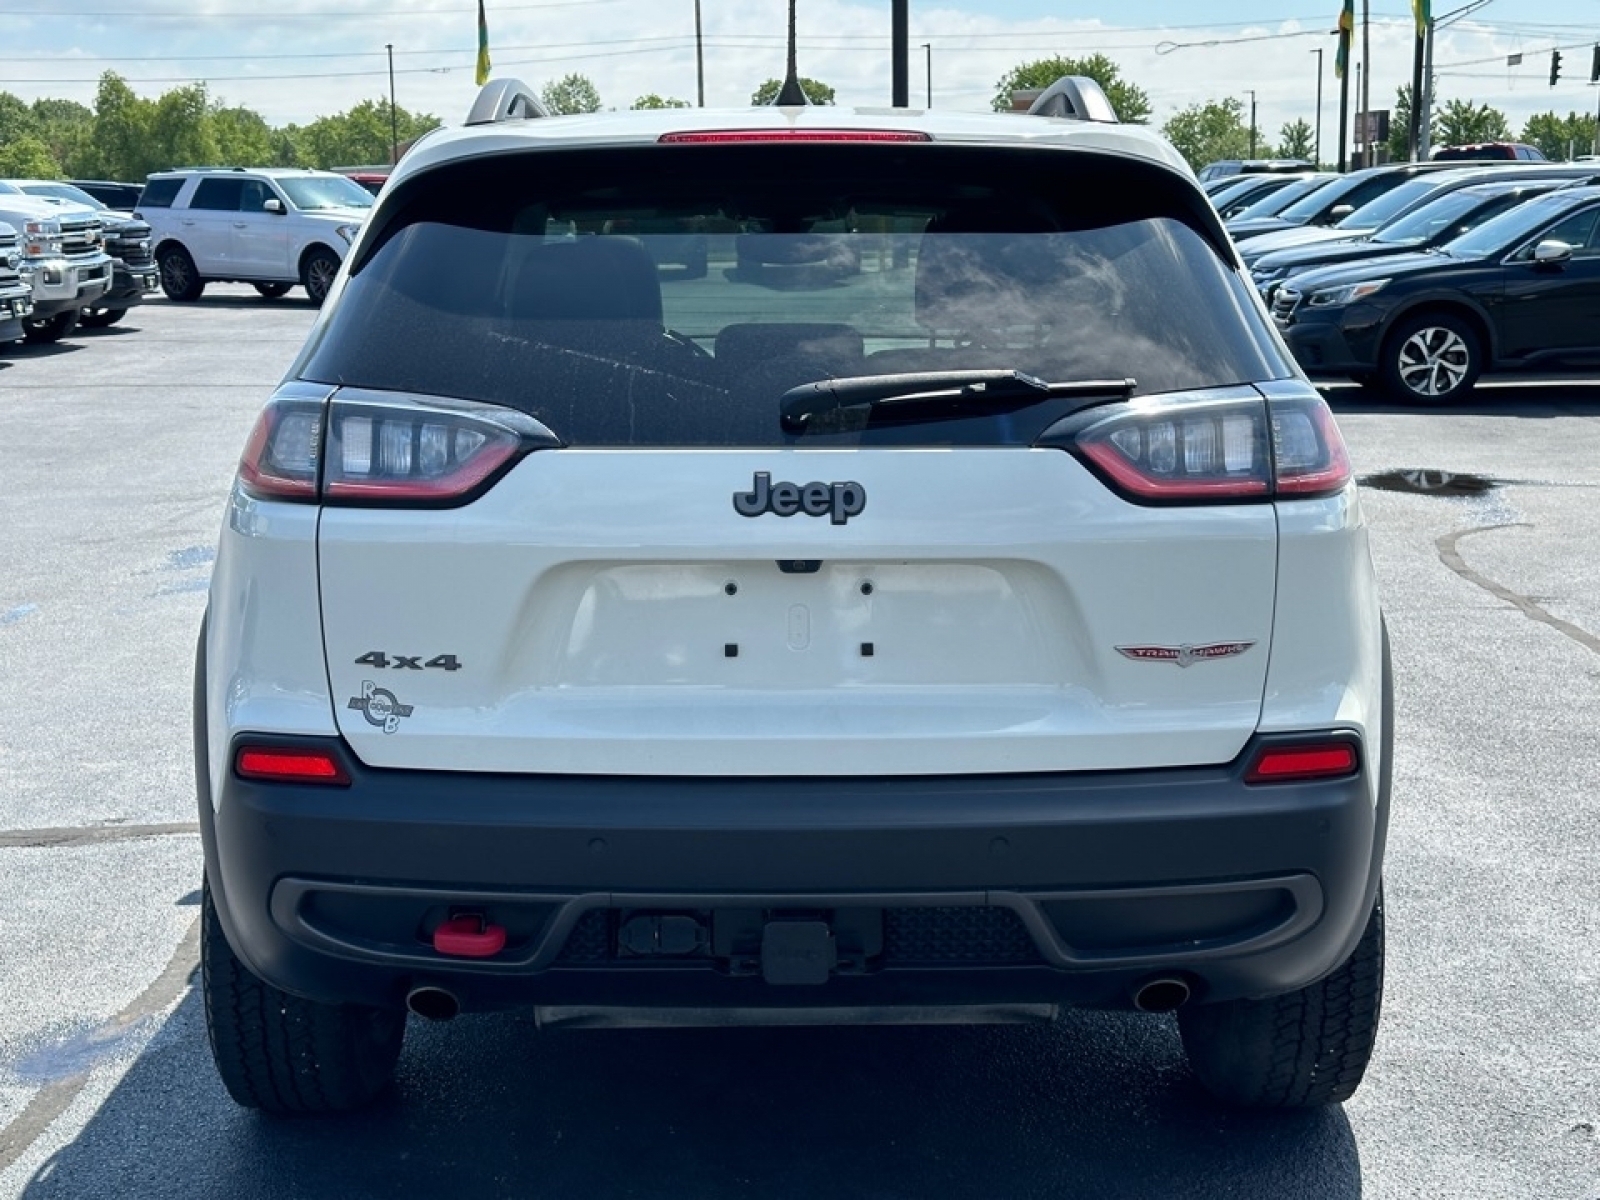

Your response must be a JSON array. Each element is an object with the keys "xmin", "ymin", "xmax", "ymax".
[
  {"xmin": 1411, "ymin": 0, "xmax": 1430, "ymax": 38},
  {"xmin": 1334, "ymin": 0, "xmax": 1354, "ymax": 79},
  {"xmin": 475, "ymin": 0, "xmax": 491, "ymax": 86}
]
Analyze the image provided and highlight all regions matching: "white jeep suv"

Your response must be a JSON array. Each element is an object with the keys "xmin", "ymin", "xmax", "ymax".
[
  {"xmin": 196, "ymin": 78, "xmax": 1391, "ymax": 1115},
  {"xmin": 140, "ymin": 167, "xmax": 371, "ymax": 305}
]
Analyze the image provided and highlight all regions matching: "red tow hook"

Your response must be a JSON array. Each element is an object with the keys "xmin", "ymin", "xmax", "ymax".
[{"xmin": 433, "ymin": 914, "xmax": 507, "ymax": 959}]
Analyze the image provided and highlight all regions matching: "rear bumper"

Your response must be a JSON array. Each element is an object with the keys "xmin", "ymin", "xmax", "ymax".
[{"xmin": 199, "ymin": 727, "xmax": 1389, "ymax": 1016}]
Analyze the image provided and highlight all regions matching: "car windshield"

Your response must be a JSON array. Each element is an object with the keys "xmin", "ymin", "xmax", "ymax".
[
  {"xmin": 279, "ymin": 175, "xmax": 374, "ymax": 211},
  {"xmin": 1370, "ymin": 188, "xmax": 1498, "ymax": 245},
  {"xmin": 18, "ymin": 182, "xmax": 104, "ymax": 209},
  {"xmin": 1227, "ymin": 175, "xmax": 1335, "ymax": 221},
  {"xmin": 1277, "ymin": 173, "xmax": 1377, "ymax": 223},
  {"xmin": 302, "ymin": 144, "xmax": 1290, "ymax": 449},
  {"xmin": 1334, "ymin": 176, "xmax": 1450, "ymax": 230},
  {"xmin": 1441, "ymin": 191, "xmax": 1587, "ymax": 259}
]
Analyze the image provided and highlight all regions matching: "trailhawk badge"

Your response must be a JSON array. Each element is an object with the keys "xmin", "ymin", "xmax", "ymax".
[
  {"xmin": 734, "ymin": 472, "xmax": 866, "ymax": 525},
  {"xmin": 1116, "ymin": 642, "xmax": 1256, "ymax": 668}
]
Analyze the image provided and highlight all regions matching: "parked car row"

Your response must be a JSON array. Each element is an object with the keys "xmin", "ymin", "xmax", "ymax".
[
  {"xmin": 1214, "ymin": 159, "xmax": 1600, "ymax": 402},
  {"xmin": 0, "ymin": 167, "xmax": 374, "ymax": 351}
]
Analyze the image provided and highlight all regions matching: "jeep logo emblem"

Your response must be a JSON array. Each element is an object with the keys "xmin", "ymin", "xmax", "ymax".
[{"xmin": 734, "ymin": 472, "xmax": 866, "ymax": 525}]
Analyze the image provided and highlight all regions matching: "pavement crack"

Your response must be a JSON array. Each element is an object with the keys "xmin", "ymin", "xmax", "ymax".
[
  {"xmin": 1437, "ymin": 525, "xmax": 1600, "ymax": 657},
  {"xmin": 0, "ymin": 823, "xmax": 200, "ymax": 850}
]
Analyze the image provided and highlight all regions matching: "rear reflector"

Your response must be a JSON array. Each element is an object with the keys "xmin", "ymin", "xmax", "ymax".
[
  {"xmin": 235, "ymin": 746, "xmax": 350, "ymax": 786},
  {"xmin": 1245, "ymin": 742, "xmax": 1359, "ymax": 784},
  {"xmin": 659, "ymin": 129, "xmax": 930, "ymax": 144}
]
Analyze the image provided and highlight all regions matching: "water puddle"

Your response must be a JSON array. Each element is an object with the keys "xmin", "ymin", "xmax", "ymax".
[{"xmin": 1358, "ymin": 470, "xmax": 1497, "ymax": 497}]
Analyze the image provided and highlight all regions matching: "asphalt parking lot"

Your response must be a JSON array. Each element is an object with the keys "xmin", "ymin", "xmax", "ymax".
[{"xmin": 1, "ymin": 290, "xmax": 1597, "ymax": 1199}]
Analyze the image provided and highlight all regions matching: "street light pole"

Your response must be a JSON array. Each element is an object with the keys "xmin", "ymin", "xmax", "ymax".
[
  {"xmin": 694, "ymin": 0, "xmax": 704, "ymax": 107},
  {"xmin": 386, "ymin": 42, "xmax": 398, "ymax": 165},
  {"xmin": 1311, "ymin": 48, "xmax": 1324, "ymax": 166},
  {"xmin": 1247, "ymin": 89, "xmax": 1257, "ymax": 158},
  {"xmin": 923, "ymin": 42, "xmax": 931, "ymax": 108}
]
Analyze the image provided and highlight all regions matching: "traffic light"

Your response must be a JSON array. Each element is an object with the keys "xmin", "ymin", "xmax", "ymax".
[{"xmin": 1549, "ymin": 48, "xmax": 1561, "ymax": 86}]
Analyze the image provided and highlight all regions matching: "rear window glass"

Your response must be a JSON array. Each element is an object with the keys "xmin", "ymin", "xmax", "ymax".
[
  {"xmin": 301, "ymin": 145, "xmax": 1289, "ymax": 448},
  {"xmin": 138, "ymin": 177, "xmax": 183, "ymax": 208}
]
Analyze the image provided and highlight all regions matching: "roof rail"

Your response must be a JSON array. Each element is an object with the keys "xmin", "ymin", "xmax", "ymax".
[
  {"xmin": 465, "ymin": 78, "xmax": 551, "ymax": 127},
  {"xmin": 1024, "ymin": 76, "xmax": 1119, "ymax": 124}
]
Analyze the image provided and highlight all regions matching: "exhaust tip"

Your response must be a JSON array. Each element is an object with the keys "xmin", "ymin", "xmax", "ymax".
[
  {"xmin": 406, "ymin": 986, "xmax": 461, "ymax": 1022},
  {"xmin": 1132, "ymin": 978, "xmax": 1191, "ymax": 1013}
]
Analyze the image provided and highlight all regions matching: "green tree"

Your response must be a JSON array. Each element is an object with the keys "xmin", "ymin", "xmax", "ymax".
[
  {"xmin": 750, "ymin": 77, "xmax": 836, "ymax": 105},
  {"xmin": 0, "ymin": 133, "xmax": 61, "ymax": 177},
  {"xmin": 30, "ymin": 98, "xmax": 93, "ymax": 176},
  {"xmin": 0, "ymin": 92, "xmax": 40, "ymax": 150},
  {"xmin": 541, "ymin": 73, "xmax": 602, "ymax": 115},
  {"xmin": 1434, "ymin": 98, "xmax": 1510, "ymax": 148},
  {"xmin": 1277, "ymin": 118, "xmax": 1316, "ymax": 163},
  {"xmin": 211, "ymin": 104, "xmax": 275, "ymax": 167},
  {"xmin": 632, "ymin": 94, "xmax": 691, "ymax": 110},
  {"xmin": 990, "ymin": 54, "xmax": 1151, "ymax": 124},
  {"xmin": 1521, "ymin": 111, "xmax": 1599, "ymax": 161},
  {"xmin": 148, "ymin": 84, "xmax": 218, "ymax": 172},
  {"xmin": 1161, "ymin": 98, "xmax": 1265, "ymax": 171},
  {"xmin": 1384, "ymin": 84, "xmax": 1442, "ymax": 162},
  {"xmin": 85, "ymin": 72, "xmax": 154, "ymax": 180}
]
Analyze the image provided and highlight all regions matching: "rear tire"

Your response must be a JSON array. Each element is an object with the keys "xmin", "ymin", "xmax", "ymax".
[
  {"xmin": 22, "ymin": 311, "xmax": 78, "ymax": 343},
  {"xmin": 1178, "ymin": 887, "xmax": 1384, "ymax": 1109},
  {"xmin": 158, "ymin": 245, "xmax": 205, "ymax": 301},
  {"xmin": 202, "ymin": 878, "xmax": 405, "ymax": 1114},
  {"xmin": 253, "ymin": 281, "xmax": 292, "ymax": 299}
]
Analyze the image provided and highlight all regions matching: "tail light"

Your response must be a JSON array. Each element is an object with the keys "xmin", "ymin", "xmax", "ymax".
[
  {"xmin": 1245, "ymin": 740, "xmax": 1360, "ymax": 784},
  {"xmin": 237, "ymin": 389, "xmax": 557, "ymax": 506},
  {"xmin": 1058, "ymin": 389, "xmax": 1351, "ymax": 503}
]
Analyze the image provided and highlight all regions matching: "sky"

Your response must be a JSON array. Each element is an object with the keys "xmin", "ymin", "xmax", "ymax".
[{"xmin": 8, "ymin": 1, "xmax": 1600, "ymax": 153}]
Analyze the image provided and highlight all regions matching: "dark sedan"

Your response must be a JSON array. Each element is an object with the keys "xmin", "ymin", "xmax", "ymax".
[
  {"xmin": 1250, "ymin": 178, "xmax": 1574, "ymax": 300},
  {"xmin": 1272, "ymin": 185, "xmax": 1600, "ymax": 402},
  {"xmin": 1226, "ymin": 160, "xmax": 1516, "ymax": 243}
]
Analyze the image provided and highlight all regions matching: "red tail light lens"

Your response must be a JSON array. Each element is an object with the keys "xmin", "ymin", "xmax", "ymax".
[
  {"xmin": 1245, "ymin": 741, "xmax": 1359, "ymax": 784},
  {"xmin": 659, "ymin": 130, "xmax": 930, "ymax": 144},
  {"xmin": 237, "ymin": 390, "xmax": 553, "ymax": 507},
  {"xmin": 235, "ymin": 746, "xmax": 351, "ymax": 785},
  {"xmin": 1068, "ymin": 390, "xmax": 1351, "ymax": 503}
]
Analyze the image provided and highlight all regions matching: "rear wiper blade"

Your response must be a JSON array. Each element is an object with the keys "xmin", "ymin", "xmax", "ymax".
[{"xmin": 779, "ymin": 370, "xmax": 1135, "ymax": 431}]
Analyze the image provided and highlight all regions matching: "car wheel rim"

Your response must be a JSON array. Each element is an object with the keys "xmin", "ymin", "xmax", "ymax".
[
  {"xmin": 307, "ymin": 259, "xmax": 336, "ymax": 300},
  {"xmin": 162, "ymin": 256, "xmax": 190, "ymax": 292},
  {"xmin": 1397, "ymin": 326, "xmax": 1469, "ymax": 397}
]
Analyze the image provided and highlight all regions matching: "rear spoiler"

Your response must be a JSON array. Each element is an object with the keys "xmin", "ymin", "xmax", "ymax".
[{"xmin": 466, "ymin": 78, "xmax": 551, "ymax": 126}]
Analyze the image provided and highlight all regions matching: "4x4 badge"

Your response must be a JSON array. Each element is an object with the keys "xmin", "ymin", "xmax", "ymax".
[
  {"xmin": 734, "ymin": 471, "xmax": 866, "ymax": 525},
  {"xmin": 349, "ymin": 681, "xmax": 414, "ymax": 733},
  {"xmin": 1116, "ymin": 642, "xmax": 1255, "ymax": 668}
]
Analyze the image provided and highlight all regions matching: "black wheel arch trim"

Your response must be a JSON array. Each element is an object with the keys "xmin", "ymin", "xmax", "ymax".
[{"xmin": 1379, "ymin": 292, "xmax": 1499, "ymax": 365}]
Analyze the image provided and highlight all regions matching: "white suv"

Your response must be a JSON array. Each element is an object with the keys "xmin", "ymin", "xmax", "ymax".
[
  {"xmin": 140, "ymin": 167, "xmax": 371, "ymax": 305},
  {"xmin": 196, "ymin": 78, "xmax": 1392, "ymax": 1115}
]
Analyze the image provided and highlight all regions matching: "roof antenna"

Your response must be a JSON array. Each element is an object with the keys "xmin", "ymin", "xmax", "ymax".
[{"xmin": 774, "ymin": 0, "xmax": 810, "ymax": 105}]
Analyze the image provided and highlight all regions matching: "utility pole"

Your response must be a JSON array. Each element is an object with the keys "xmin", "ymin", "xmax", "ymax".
[
  {"xmin": 891, "ymin": 0, "xmax": 908, "ymax": 107},
  {"xmin": 923, "ymin": 42, "xmax": 932, "ymax": 108},
  {"xmin": 1408, "ymin": 14, "xmax": 1425, "ymax": 159},
  {"xmin": 1361, "ymin": 0, "xmax": 1371, "ymax": 162},
  {"xmin": 694, "ymin": 0, "xmax": 704, "ymax": 106},
  {"xmin": 386, "ymin": 43, "xmax": 398, "ymax": 165},
  {"xmin": 1312, "ymin": 47, "xmax": 1324, "ymax": 166},
  {"xmin": 1247, "ymin": 89, "xmax": 1258, "ymax": 157}
]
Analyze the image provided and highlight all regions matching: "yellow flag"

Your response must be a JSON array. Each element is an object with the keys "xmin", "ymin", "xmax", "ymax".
[{"xmin": 475, "ymin": 0, "xmax": 491, "ymax": 86}]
